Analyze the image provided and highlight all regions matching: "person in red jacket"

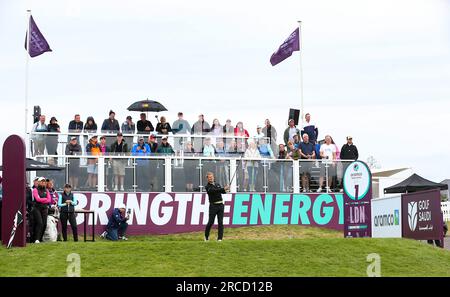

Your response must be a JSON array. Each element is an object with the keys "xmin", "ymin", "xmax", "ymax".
[
  {"xmin": 234, "ymin": 121, "xmax": 249, "ymax": 153},
  {"xmin": 31, "ymin": 177, "xmax": 51, "ymax": 243}
]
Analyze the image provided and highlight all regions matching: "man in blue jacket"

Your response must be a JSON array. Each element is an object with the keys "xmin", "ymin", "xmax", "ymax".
[
  {"xmin": 101, "ymin": 204, "xmax": 129, "ymax": 241},
  {"xmin": 132, "ymin": 137, "xmax": 151, "ymax": 191}
]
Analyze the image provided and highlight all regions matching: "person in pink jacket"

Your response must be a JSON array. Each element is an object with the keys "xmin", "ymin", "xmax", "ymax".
[{"xmin": 31, "ymin": 177, "xmax": 51, "ymax": 243}]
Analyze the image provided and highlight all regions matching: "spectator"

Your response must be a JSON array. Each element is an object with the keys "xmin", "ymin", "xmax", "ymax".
[
  {"xmin": 147, "ymin": 134, "xmax": 158, "ymax": 153},
  {"xmin": 46, "ymin": 116, "xmax": 60, "ymax": 157},
  {"xmin": 277, "ymin": 143, "xmax": 288, "ymax": 192},
  {"xmin": 101, "ymin": 110, "xmax": 120, "ymax": 134},
  {"xmin": 68, "ymin": 114, "xmax": 83, "ymax": 142},
  {"xmin": 301, "ymin": 113, "xmax": 319, "ymax": 144},
  {"xmin": 216, "ymin": 141, "xmax": 226, "ymax": 156},
  {"xmin": 255, "ymin": 125, "xmax": 265, "ymax": 144},
  {"xmin": 31, "ymin": 177, "xmax": 51, "ymax": 243},
  {"xmin": 244, "ymin": 141, "xmax": 261, "ymax": 192},
  {"xmin": 83, "ymin": 116, "xmax": 97, "ymax": 148},
  {"xmin": 299, "ymin": 133, "xmax": 316, "ymax": 192},
  {"xmin": 317, "ymin": 135, "xmax": 336, "ymax": 193},
  {"xmin": 340, "ymin": 136, "xmax": 359, "ymax": 161},
  {"xmin": 58, "ymin": 184, "xmax": 78, "ymax": 242},
  {"xmin": 210, "ymin": 119, "xmax": 223, "ymax": 145},
  {"xmin": 202, "ymin": 137, "xmax": 216, "ymax": 157},
  {"xmin": 293, "ymin": 134, "xmax": 301, "ymax": 149},
  {"xmin": 83, "ymin": 116, "xmax": 97, "ymax": 133},
  {"xmin": 286, "ymin": 141, "xmax": 301, "ymax": 160},
  {"xmin": 110, "ymin": 132, "xmax": 128, "ymax": 191},
  {"xmin": 283, "ymin": 119, "xmax": 300, "ymax": 146},
  {"xmin": 31, "ymin": 115, "xmax": 47, "ymax": 156},
  {"xmin": 183, "ymin": 141, "xmax": 195, "ymax": 154},
  {"xmin": 86, "ymin": 135, "xmax": 101, "ymax": 190},
  {"xmin": 65, "ymin": 136, "xmax": 82, "ymax": 190},
  {"xmin": 121, "ymin": 115, "xmax": 135, "ymax": 134},
  {"xmin": 101, "ymin": 204, "xmax": 129, "ymax": 241},
  {"xmin": 234, "ymin": 121, "xmax": 249, "ymax": 153},
  {"xmin": 226, "ymin": 139, "xmax": 239, "ymax": 156},
  {"xmin": 156, "ymin": 136, "xmax": 174, "ymax": 154},
  {"xmin": 262, "ymin": 119, "xmax": 278, "ymax": 155},
  {"xmin": 121, "ymin": 115, "xmax": 135, "ymax": 146},
  {"xmin": 137, "ymin": 113, "xmax": 154, "ymax": 134},
  {"xmin": 258, "ymin": 137, "xmax": 274, "ymax": 159},
  {"xmin": 46, "ymin": 179, "xmax": 59, "ymax": 207},
  {"xmin": 132, "ymin": 136, "xmax": 151, "ymax": 191},
  {"xmin": 155, "ymin": 116, "xmax": 172, "ymax": 136},
  {"xmin": 172, "ymin": 112, "xmax": 191, "ymax": 150},
  {"xmin": 330, "ymin": 136, "xmax": 342, "ymax": 191},
  {"xmin": 191, "ymin": 114, "xmax": 210, "ymax": 153},
  {"xmin": 222, "ymin": 119, "xmax": 234, "ymax": 148}
]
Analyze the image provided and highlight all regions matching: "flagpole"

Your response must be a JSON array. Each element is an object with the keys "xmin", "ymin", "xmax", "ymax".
[
  {"xmin": 297, "ymin": 20, "xmax": 304, "ymax": 128},
  {"xmin": 25, "ymin": 10, "xmax": 31, "ymax": 139}
]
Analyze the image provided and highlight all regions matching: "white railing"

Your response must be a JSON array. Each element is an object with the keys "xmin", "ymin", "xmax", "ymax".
[{"xmin": 30, "ymin": 154, "xmax": 354, "ymax": 195}]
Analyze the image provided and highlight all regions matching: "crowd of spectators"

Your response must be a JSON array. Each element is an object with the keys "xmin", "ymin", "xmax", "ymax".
[{"xmin": 31, "ymin": 110, "xmax": 359, "ymax": 192}]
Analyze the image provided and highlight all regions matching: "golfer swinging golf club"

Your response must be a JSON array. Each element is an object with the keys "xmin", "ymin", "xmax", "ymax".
[{"xmin": 204, "ymin": 172, "xmax": 230, "ymax": 242}]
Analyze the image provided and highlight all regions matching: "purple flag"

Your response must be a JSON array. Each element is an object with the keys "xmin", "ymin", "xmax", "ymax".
[
  {"xmin": 270, "ymin": 28, "xmax": 299, "ymax": 66},
  {"xmin": 25, "ymin": 15, "xmax": 52, "ymax": 58}
]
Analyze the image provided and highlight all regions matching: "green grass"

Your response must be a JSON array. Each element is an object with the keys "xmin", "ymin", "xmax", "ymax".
[{"xmin": 1, "ymin": 226, "xmax": 450, "ymax": 277}]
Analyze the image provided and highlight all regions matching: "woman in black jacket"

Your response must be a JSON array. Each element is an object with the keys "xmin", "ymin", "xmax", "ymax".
[{"xmin": 58, "ymin": 184, "xmax": 78, "ymax": 241}]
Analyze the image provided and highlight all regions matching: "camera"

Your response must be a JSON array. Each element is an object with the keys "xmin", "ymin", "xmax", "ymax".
[{"xmin": 127, "ymin": 209, "xmax": 131, "ymax": 215}]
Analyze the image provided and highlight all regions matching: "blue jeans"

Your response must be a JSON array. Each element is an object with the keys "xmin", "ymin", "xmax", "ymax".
[{"xmin": 106, "ymin": 222, "xmax": 128, "ymax": 241}]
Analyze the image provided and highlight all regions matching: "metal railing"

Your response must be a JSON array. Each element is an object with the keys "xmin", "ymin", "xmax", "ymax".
[{"xmin": 30, "ymin": 153, "xmax": 354, "ymax": 194}]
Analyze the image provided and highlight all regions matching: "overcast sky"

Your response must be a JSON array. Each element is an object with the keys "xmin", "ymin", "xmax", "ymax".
[{"xmin": 0, "ymin": 0, "xmax": 449, "ymax": 182}]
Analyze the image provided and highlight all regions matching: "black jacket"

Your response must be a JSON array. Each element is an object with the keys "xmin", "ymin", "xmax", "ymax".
[
  {"xmin": 101, "ymin": 119, "xmax": 120, "ymax": 133},
  {"xmin": 137, "ymin": 120, "xmax": 154, "ymax": 133},
  {"xmin": 205, "ymin": 183, "xmax": 226, "ymax": 204},
  {"xmin": 340, "ymin": 144, "xmax": 359, "ymax": 160}
]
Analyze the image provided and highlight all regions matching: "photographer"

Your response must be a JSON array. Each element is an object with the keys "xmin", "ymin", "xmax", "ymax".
[{"xmin": 101, "ymin": 204, "xmax": 129, "ymax": 241}]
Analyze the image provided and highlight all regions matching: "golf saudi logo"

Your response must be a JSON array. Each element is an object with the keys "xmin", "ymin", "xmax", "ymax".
[
  {"xmin": 407, "ymin": 201, "xmax": 418, "ymax": 231},
  {"xmin": 343, "ymin": 161, "xmax": 371, "ymax": 200}
]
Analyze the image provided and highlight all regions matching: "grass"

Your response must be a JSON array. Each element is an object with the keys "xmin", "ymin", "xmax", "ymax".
[{"xmin": 1, "ymin": 225, "xmax": 450, "ymax": 277}]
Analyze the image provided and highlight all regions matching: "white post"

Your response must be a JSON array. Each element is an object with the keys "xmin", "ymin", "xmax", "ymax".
[
  {"xmin": 164, "ymin": 157, "xmax": 172, "ymax": 192},
  {"xmin": 25, "ymin": 10, "xmax": 31, "ymax": 156},
  {"xmin": 293, "ymin": 159, "xmax": 300, "ymax": 193},
  {"xmin": 230, "ymin": 159, "xmax": 237, "ymax": 193},
  {"xmin": 297, "ymin": 20, "xmax": 304, "ymax": 128},
  {"xmin": 97, "ymin": 156, "xmax": 105, "ymax": 192}
]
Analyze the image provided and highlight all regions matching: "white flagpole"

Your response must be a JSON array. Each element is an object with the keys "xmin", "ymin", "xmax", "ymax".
[
  {"xmin": 25, "ymin": 10, "xmax": 31, "ymax": 136},
  {"xmin": 297, "ymin": 20, "xmax": 304, "ymax": 129}
]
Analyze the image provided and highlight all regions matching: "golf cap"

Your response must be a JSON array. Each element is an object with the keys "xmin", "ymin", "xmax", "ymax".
[
  {"xmin": 70, "ymin": 136, "xmax": 77, "ymax": 141},
  {"xmin": 138, "ymin": 136, "xmax": 144, "ymax": 140},
  {"xmin": 117, "ymin": 132, "xmax": 123, "ymax": 136},
  {"xmin": 347, "ymin": 136, "xmax": 353, "ymax": 140},
  {"xmin": 38, "ymin": 177, "xmax": 46, "ymax": 182},
  {"xmin": 149, "ymin": 134, "xmax": 156, "ymax": 139},
  {"xmin": 257, "ymin": 125, "xmax": 262, "ymax": 129},
  {"xmin": 162, "ymin": 136, "xmax": 168, "ymax": 140},
  {"xmin": 118, "ymin": 204, "xmax": 126, "ymax": 210},
  {"xmin": 33, "ymin": 177, "xmax": 40, "ymax": 181}
]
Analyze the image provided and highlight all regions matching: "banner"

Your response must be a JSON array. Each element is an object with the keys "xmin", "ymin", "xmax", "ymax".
[
  {"xmin": 402, "ymin": 189, "xmax": 443, "ymax": 241},
  {"xmin": 343, "ymin": 161, "xmax": 372, "ymax": 237},
  {"xmin": 270, "ymin": 28, "xmax": 299, "ymax": 66},
  {"xmin": 25, "ymin": 15, "xmax": 52, "ymax": 58},
  {"xmin": 72, "ymin": 192, "xmax": 345, "ymax": 235},
  {"xmin": 371, "ymin": 196, "xmax": 402, "ymax": 238}
]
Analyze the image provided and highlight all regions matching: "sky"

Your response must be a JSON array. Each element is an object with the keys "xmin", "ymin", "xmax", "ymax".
[{"xmin": 0, "ymin": 0, "xmax": 449, "ymax": 182}]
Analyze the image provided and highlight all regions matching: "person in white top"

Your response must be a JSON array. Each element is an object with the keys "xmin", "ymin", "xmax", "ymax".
[
  {"xmin": 244, "ymin": 141, "xmax": 261, "ymax": 192},
  {"xmin": 317, "ymin": 135, "xmax": 336, "ymax": 192},
  {"xmin": 31, "ymin": 115, "xmax": 48, "ymax": 156}
]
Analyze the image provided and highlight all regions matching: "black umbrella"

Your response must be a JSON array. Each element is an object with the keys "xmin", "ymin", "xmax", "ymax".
[
  {"xmin": 127, "ymin": 99, "xmax": 168, "ymax": 112},
  {"xmin": 0, "ymin": 158, "xmax": 64, "ymax": 171}
]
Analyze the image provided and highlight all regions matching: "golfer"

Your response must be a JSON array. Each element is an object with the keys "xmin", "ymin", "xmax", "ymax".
[{"xmin": 204, "ymin": 172, "xmax": 229, "ymax": 242}]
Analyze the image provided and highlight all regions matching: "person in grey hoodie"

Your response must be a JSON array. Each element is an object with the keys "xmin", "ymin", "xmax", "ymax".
[{"xmin": 172, "ymin": 112, "xmax": 191, "ymax": 150}]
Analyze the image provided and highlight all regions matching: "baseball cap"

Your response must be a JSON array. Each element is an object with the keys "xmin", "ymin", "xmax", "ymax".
[
  {"xmin": 149, "ymin": 134, "xmax": 156, "ymax": 139},
  {"xmin": 138, "ymin": 136, "xmax": 144, "ymax": 140},
  {"xmin": 70, "ymin": 136, "xmax": 77, "ymax": 141},
  {"xmin": 347, "ymin": 136, "xmax": 353, "ymax": 140},
  {"xmin": 38, "ymin": 177, "xmax": 46, "ymax": 182},
  {"xmin": 117, "ymin": 132, "xmax": 123, "ymax": 136},
  {"xmin": 257, "ymin": 125, "xmax": 262, "ymax": 129},
  {"xmin": 161, "ymin": 135, "xmax": 168, "ymax": 140}
]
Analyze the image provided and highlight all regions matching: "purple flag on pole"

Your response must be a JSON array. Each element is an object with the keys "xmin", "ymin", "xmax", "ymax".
[
  {"xmin": 25, "ymin": 15, "xmax": 52, "ymax": 58},
  {"xmin": 270, "ymin": 28, "xmax": 299, "ymax": 66}
]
